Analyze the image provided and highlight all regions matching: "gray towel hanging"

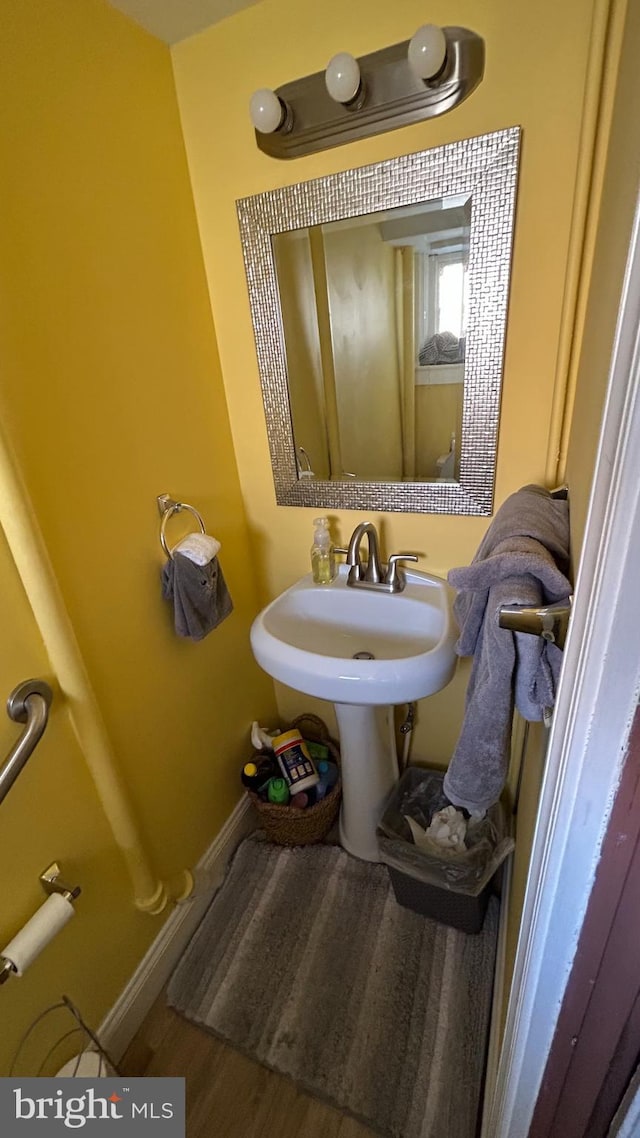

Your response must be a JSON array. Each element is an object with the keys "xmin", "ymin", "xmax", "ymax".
[
  {"xmin": 443, "ymin": 484, "xmax": 571, "ymax": 816},
  {"xmin": 162, "ymin": 553, "xmax": 233, "ymax": 641}
]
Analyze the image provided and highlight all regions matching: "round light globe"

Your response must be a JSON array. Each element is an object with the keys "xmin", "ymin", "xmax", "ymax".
[
  {"xmin": 325, "ymin": 52, "xmax": 361, "ymax": 104},
  {"xmin": 408, "ymin": 24, "xmax": 447, "ymax": 80},
  {"xmin": 249, "ymin": 88, "xmax": 284, "ymax": 133}
]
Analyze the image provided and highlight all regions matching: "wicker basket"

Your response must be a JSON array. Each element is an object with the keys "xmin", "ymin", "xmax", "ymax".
[{"xmin": 248, "ymin": 714, "xmax": 341, "ymax": 846}]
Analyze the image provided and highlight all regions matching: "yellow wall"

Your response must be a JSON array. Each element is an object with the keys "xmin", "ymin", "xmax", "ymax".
[
  {"xmin": 565, "ymin": 0, "xmax": 640, "ymax": 560},
  {"xmin": 502, "ymin": 720, "xmax": 547, "ymax": 1021},
  {"xmin": 0, "ymin": 0, "xmax": 276, "ymax": 1070},
  {"xmin": 273, "ymin": 231, "xmax": 330, "ymax": 480},
  {"xmin": 415, "ymin": 383, "xmax": 464, "ymax": 479},
  {"xmin": 172, "ymin": 0, "xmax": 597, "ymax": 764},
  {"xmin": 0, "ymin": 526, "xmax": 154, "ymax": 1074}
]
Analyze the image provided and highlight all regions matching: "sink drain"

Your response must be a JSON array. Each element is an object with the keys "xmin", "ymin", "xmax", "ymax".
[{"xmin": 353, "ymin": 650, "xmax": 375, "ymax": 660}]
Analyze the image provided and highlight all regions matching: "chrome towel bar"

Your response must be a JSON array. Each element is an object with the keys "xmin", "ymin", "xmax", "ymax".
[
  {"xmin": 1, "ymin": 680, "xmax": 53, "ymax": 806},
  {"xmin": 498, "ymin": 599, "xmax": 572, "ymax": 650}
]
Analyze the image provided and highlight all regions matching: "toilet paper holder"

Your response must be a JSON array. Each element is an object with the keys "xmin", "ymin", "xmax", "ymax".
[
  {"xmin": 0, "ymin": 862, "xmax": 81, "ymax": 985},
  {"xmin": 39, "ymin": 862, "xmax": 81, "ymax": 903}
]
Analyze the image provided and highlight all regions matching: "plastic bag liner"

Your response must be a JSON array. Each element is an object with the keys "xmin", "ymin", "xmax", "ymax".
[{"xmin": 377, "ymin": 767, "xmax": 515, "ymax": 897}]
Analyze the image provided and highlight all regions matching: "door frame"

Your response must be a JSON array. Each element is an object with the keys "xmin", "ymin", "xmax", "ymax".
[{"xmin": 488, "ymin": 191, "xmax": 640, "ymax": 1135}]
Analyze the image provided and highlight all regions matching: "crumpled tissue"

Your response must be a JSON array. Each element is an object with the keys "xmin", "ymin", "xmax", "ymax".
[{"xmin": 404, "ymin": 806, "xmax": 468, "ymax": 854}]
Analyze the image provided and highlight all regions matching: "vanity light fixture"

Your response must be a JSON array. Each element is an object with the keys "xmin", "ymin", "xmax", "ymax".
[{"xmin": 249, "ymin": 24, "xmax": 484, "ymax": 159}]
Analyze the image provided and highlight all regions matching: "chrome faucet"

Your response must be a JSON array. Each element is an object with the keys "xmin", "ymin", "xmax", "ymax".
[
  {"xmin": 347, "ymin": 521, "xmax": 384, "ymax": 584},
  {"xmin": 338, "ymin": 521, "xmax": 418, "ymax": 594}
]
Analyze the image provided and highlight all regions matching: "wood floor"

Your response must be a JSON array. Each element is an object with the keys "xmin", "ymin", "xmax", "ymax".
[{"xmin": 121, "ymin": 993, "xmax": 377, "ymax": 1138}]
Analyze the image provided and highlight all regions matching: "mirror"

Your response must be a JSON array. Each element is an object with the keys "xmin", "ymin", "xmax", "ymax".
[{"xmin": 237, "ymin": 127, "xmax": 520, "ymax": 514}]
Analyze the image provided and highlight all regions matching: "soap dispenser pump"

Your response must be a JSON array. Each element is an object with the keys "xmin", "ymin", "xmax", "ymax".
[{"xmin": 311, "ymin": 517, "xmax": 336, "ymax": 585}]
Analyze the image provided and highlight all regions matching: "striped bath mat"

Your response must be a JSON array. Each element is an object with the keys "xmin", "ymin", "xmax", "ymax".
[{"xmin": 168, "ymin": 835, "xmax": 498, "ymax": 1138}]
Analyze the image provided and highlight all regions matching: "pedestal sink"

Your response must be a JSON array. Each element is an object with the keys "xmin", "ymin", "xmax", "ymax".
[{"xmin": 250, "ymin": 564, "xmax": 457, "ymax": 861}]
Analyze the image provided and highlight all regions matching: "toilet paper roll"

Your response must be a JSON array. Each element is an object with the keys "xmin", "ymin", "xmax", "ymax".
[{"xmin": 1, "ymin": 893, "xmax": 75, "ymax": 976}]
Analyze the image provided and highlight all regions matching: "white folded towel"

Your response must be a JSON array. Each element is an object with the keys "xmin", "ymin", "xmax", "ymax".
[{"xmin": 173, "ymin": 532, "xmax": 221, "ymax": 566}]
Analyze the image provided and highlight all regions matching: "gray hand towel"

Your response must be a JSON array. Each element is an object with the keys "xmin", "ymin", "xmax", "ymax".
[
  {"xmin": 443, "ymin": 485, "xmax": 571, "ymax": 816},
  {"xmin": 162, "ymin": 552, "xmax": 233, "ymax": 641}
]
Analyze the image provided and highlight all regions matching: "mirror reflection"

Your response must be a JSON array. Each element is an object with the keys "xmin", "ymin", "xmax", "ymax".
[{"xmin": 273, "ymin": 194, "xmax": 470, "ymax": 484}]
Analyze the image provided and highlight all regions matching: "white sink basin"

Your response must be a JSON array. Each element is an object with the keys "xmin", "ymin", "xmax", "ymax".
[{"xmin": 251, "ymin": 564, "xmax": 457, "ymax": 705}]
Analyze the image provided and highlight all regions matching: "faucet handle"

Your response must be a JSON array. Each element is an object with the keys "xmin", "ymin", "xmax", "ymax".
[
  {"xmin": 334, "ymin": 548, "xmax": 360, "ymax": 581},
  {"xmin": 384, "ymin": 553, "xmax": 419, "ymax": 593}
]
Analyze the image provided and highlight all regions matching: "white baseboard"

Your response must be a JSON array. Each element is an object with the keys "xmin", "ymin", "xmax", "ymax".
[{"xmin": 98, "ymin": 796, "xmax": 254, "ymax": 1063}]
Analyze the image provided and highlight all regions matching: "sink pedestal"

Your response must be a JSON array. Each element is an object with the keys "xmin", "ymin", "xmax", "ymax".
[{"xmin": 335, "ymin": 703, "xmax": 398, "ymax": 862}]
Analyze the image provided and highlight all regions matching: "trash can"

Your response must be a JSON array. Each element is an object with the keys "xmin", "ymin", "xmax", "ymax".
[{"xmin": 377, "ymin": 767, "xmax": 514, "ymax": 934}]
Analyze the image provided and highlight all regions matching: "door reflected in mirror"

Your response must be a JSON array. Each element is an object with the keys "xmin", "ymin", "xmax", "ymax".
[{"xmin": 273, "ymin": 194, "xmax": 470, "ymax": 483}]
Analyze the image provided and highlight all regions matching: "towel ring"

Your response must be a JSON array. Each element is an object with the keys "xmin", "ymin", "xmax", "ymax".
[{"xmin": 159, "ymin": 500, "xmax": 206, "ymax": 558}]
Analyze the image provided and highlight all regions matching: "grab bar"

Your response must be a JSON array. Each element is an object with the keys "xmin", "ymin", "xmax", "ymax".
[{"xmin": 1, "ymin": 680, "xmax": 53, "ymax": 805}]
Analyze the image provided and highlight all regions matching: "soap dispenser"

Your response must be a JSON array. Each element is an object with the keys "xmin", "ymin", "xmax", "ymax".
[{"xmin": 311, "ymin": 517, "xmax": 336, "ymax": 585}]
